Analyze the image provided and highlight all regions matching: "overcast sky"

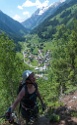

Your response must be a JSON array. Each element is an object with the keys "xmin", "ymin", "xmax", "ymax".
[{"xmin": 0, "ymin": 0, "xmax": 65, "ymax": 22}]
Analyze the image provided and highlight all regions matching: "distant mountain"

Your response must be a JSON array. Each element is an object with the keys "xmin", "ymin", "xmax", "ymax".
[
  {"xmin": 32, "ymin": 0, "xmax": 77, "ymax": 39},
  {"xmin": 22, "ymin": 0, "xmax": 65, "ymax": 30},
  {"xmin": 0, "ymin": 10, "xmax": 27, "ymax": 42}
]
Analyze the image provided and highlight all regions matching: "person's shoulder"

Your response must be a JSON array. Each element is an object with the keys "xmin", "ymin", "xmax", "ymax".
[
  {"xmin": 19, "ymin": 86, "xmax": 26, "ymax": 97},
  {"xmin": 34, "ymin": 82, "xmax": 38, "ymax": 89},
  {"xmin": 20, "ymin": 83, "xmax": 26, "ymax": 91}
]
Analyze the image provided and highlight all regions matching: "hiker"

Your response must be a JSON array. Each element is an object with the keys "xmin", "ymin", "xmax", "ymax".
[{"xmin": 6, "ymin": 70, "xmax": 46, "ymax": 124}]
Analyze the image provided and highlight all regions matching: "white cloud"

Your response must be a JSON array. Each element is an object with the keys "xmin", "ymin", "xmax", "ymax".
[
  {"xmin": 23, "ymin": 11, "xmax": 31, "ymax": 18},
  {"xmin": 16, "ymin": 0, "xmax": 49, "ymax": 22},
  {"xmin": 13, "ymin": 14, "xmax": 23, "ymax": 22},
  {"xmin": 18, "ymin": 0, "xmax": 49, "ymax": 9},
  {"xmin": 18, "ymin": 5, "xmax": 23, "ymax": 10},
  {"xmin": 13, "ymin": 14, "xmax": 21, "ymax": 21},
  {"xmin": 13, "ymin": 12, "xmax": 31, "ymax": 22},
  {"xmin": 60, "ymin": 0, "xmax": 66, "ymax": 3},
  {"xmin": 22, "ymin": 0, "xmax": 35, "ymax": 7},
  {"xmin": 37, "ymin": 0, "xmax": 49, "ymax": 8}
]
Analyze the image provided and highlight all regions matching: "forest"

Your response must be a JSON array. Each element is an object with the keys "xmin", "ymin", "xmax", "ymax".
[
  {"xmin": 0, "ymin": 18, "xmax": 77, "ymax": 124},
  {"xmin": 0, "ymin": 1, "xmax": 77, "ymax": 124}
]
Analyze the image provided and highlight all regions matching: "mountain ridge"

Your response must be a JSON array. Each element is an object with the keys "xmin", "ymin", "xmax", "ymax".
[
  {"xmin": 0, "ymin": 11, "xmax": 28, "ymax": 42},
  {"xmin": 32, "ymin": 0, "xmax": 77, "ymax": 39},
  {"xmin": 0, "ymin": 0, "xmax": 77, "ymax": 42},
  {"xmin": 22, "ymin": 0, "xmax": 65, "ymax": 30}
]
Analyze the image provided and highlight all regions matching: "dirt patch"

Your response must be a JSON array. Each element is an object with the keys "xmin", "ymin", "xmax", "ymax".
[{"xmin": 48, "ymin": 91, "xmax": 77, "ymax": 125}]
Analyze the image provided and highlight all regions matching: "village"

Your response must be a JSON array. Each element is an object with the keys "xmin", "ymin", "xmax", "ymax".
[{"xmin": 22, "ymin": 49, "xmax": 51, "ymax": 79}]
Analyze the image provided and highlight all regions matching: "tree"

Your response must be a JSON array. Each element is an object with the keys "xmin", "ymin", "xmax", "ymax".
[
  {"xmin": 50, "ymin": 21, "xmax": 77, "ymax": 96},
  {"xmin": 0, "ymin": 33, "xmax": 25, "ymax": 114}
]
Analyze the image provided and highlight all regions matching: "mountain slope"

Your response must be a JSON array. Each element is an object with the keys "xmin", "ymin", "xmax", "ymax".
[
  {"xmin": 0, "ymin": 10, "xmax": 27, "ymax": 41},
  {"xmin": 32, "ymin": 0, "xmax": 77, "ymax": 39},
  {"xmin": 22, "ymin": 1, "xmax": 65, "ymax": 30}
]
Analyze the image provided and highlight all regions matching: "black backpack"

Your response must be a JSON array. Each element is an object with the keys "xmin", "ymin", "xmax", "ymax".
[{"xmin": 17, "ymin": 82, "xmax": 25, "ymax": 95}]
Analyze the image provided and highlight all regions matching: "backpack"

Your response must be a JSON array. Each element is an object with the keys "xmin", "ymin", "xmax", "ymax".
[{"xmin": 17, "ymin": 82, "xmax": 25, "ymax": 95}]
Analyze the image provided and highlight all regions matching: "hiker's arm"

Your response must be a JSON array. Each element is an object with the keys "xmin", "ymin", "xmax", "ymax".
[
  {"xmin": 11, "ymin": 87, "xmax": 25, "ymax": 112},
  {"xmin": 37, "ymin": 89, "xmax": 46, "ymax": 111},
  {"xmin": 37, "ymin": 89, "xmax": 44, "ymax": 105}
]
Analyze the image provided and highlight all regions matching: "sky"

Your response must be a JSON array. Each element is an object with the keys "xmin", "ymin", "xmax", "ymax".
[{"xmin": 0, "ymin": 0, "xmax": 65, "ymax": 23}]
